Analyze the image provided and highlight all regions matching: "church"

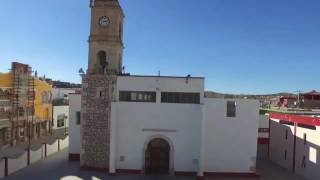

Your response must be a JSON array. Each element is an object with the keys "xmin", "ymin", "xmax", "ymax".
[{"xmin": 69, "ymin": 0, "xmax": 260, "ymax": 179}]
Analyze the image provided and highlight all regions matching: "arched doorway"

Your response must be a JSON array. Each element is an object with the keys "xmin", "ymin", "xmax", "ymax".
[{"xmin": 145, "ymin": 138, "xmax": 170, "ymax": 174}]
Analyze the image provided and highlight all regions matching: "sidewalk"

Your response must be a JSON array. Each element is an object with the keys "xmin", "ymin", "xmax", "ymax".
[{"xmin": 0, "ymin": 129, "xmax": 67, "ymax": 159}]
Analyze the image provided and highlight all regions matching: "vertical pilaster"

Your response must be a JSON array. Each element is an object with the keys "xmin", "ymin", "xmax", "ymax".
[
  {"xmin": 109, "ymin": 102, "xmax": 117, "ymax": 174},
  {"xmin": 197, "ymin": 104, "xmax": 206, "ymax": 179}
]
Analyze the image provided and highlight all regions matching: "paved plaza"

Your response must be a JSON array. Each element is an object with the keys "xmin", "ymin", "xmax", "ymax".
[{"xmin": 3, "ymin": 149, "xmax": 305, "ymax": 180}]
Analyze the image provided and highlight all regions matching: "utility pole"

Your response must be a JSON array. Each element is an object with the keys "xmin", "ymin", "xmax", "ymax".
[{"xmin": 295, "ymin": 90, "xmax": 302, "ymax": 109}]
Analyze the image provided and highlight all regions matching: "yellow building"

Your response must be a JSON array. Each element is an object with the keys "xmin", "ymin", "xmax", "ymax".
[
  {"xmin": 0, "ymin": 73, "xmax": 12, "ymax": 87},
  {"xmin": 34, "ymin": 77, "xmax": 53, "ymax": 123},
  {"xmin": 0, "ymin": 62, "xmax": 53, "ymax": 146}
]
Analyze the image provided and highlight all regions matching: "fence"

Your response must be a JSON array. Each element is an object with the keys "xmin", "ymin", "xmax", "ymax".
[{"xmin": 0, "ymin": 136, "xmax": 69, "ymax": 178}]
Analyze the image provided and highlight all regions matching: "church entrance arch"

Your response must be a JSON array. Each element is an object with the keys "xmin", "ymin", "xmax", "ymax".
[{"xmin": 143, "ymin": 135, "xmax": 174, "ymax": 175}]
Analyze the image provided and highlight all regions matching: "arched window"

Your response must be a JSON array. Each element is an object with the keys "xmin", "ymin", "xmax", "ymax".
[{"xmin": 97, "ymin": 51, "xmax": 108, "ymax": 74}]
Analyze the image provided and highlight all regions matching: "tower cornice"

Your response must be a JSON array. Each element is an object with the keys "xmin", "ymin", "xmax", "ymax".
[{"xmin": 90, "ymin": 0, "xmax": 125, "ymax": 17}]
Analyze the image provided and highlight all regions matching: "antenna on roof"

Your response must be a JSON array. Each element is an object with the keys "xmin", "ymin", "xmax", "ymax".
[
  {"xmin": 79, "ymin": 68, "xmax": 85, "ymax": 75},
  {"xmin": 158, "ymin": 70, "xmax": 161, "ymax": 77},
  {"xmin": 186, "ymin": 74, "xmax": 191, "ymax": 84},
  {"xmin": 90, "ymin": 0, "xmax": 94, "ymax": 7}
]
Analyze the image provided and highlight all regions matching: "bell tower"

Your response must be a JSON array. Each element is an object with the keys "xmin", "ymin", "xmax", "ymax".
[
  {"xmin": 81, "ymin": 0, "xmax": 123, "ymax": 170},
  {"xmin": 88, "ymin": 0, "xmax": 124, "ymax": 75}
]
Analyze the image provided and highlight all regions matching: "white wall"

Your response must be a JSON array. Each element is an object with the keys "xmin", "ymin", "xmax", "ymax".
[
  {"xmin": 69, "ymin": 94, "xmax": 81, "ymax": 155},
  {"xmin": 117, "ymin": 76, "xmax": 205, "ymax": 103},
  {"xmin": 295, "ymin": 126, "xmax": 320, "ymax": 180},
  {"xmin": 203, "ymin": 98, "xmax": 259, "ymax": 173},
  {"xmin": 30, "ymin": 146, "xmax": 43, "ymax": 164},
  {"xmin": 269, "ymin": 119, "xmax": 295, "ymax": 171},
  {"xmin": 52, "ymin": 88, "xmax": 77, "ymax": 100},
  {"xmin": 47, "ymin": 140, "xmax": 58, "ymax": 156},
  {"xmin": 115, "ymin": 102, "xmax": 202, "ymax": 172},
  {"xmin": 60, "ymin": 136, "xmax": 69, "ymax": 150},
  {"xmin": 8, "ymin": 152, "xmax": 27, "ymax": 174},
  {"xmin": 52, "ymin": 106, "xmax": 69, "ymax": 130}
]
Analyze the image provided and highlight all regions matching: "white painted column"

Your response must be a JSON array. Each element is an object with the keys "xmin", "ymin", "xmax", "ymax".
[
  {"xmin": 197, "ymin": 104, "xmax": 206, "ymax": 178},
  {"xmin": 109, "ymin": 102, "xmax": 117, "ymax": 174}
]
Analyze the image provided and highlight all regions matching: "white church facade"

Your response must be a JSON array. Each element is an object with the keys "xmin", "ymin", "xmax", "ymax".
[{"xmin": 69, "ymin": 0, "xmax": 260, "ymax": 179}]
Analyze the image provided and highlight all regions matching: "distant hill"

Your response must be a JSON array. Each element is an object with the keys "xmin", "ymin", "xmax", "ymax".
[
  {"xmin": 52, "ymin": 80, "xmax": 81, "ymax": 88},
  {"xmin": 205, "ymin": 91, "xmax": 296, "ymax": 100},
  {"xmin": 43, "ymin": 79, "xmax": 81, "ymax": 89}
]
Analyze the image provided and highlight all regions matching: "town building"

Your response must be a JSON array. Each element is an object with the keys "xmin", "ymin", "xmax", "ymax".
[
  {"xmin": 51, "ymin": 88, "xmax": 80, "ymax": 135},
  {"xmin": 68, "ymin": 0, "xmax": 260, "ymax": 179},
  {"xmin": 0, "ymin": 62, "xmax": 52, "ymax": 148},
  {"xmin": 300, "ymin": 90, "xmax": 320, "ymax": 109},
  {"xmin": 269, "ymin": 113, "xmax": 320, "ymax": 180},
  {"xmin": 279, "ymin": 96, "xmax": 297, "ymax": 108},
  {"xmin": 52, "ymin": 88, "xmax": 80, "ymax": 105},
  {"xmin": 52, "ymin": 105, "xmax": 69, "ymax": 134}
]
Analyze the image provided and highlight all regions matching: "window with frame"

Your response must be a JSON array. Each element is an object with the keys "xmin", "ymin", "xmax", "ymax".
[
  {"xmin": 76, "ymin": 111, "xmax": 81, "ymax": 125},
  {"xmin": 226, "ymin": 101, "xmax": 236, "ymax": 117},
  {"xmin": 57, "ymin": 114, "xmax": 65, "ymax": 128},
  {"xmin": 161, "ymin": 92, "xmax": 200, "ymax": 104},
  {"xmin": 119, "ymin": 91, "xmax": 156, "ymax": 102}
]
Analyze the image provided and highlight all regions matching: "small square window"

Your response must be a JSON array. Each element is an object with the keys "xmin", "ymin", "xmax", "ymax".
[
  {"xmin": 57, "ymin": 114, "xmax": 65, "ymax": 128},
  {"xmin": 120, "ymin": 156, "xmax": 125, "ymax": 162},
  {"xmin": 131, "ymin": 93, "xmax": 137, "ymax": 101}
]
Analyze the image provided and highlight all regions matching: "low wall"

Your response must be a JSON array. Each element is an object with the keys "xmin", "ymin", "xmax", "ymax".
[
  {"xmin": 30, "ymin": 146, "xmax": 44, "ymax": 164},
  {"xmin": 60, "ymin": 136, "xmax": 69, "ymax": 150},
  {"xmin": 47, "ymin": 141, "xmax": 59, "ymax": 157},
  {"xmin": 8, "ymin": 152, "xmax": 27, "ymax": 174},
  {"xmin": 1, "ymin": 135, "xmax": 69, "ymax": 178}
]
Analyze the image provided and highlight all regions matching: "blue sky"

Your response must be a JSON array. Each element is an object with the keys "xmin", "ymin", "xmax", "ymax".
[{"xmin": 1, "ymin": 0, "xmax": 320, "ymax": 94}]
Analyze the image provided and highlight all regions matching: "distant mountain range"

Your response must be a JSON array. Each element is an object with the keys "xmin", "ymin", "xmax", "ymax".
[{"xmin": 205, "ymin": 91, "xmax": 296, "ymax": 100}]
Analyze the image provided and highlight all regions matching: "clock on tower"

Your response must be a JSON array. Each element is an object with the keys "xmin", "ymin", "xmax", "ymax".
[{"xmin": 88, "ymin": 0, "xmax": 124, "ymax": 75}]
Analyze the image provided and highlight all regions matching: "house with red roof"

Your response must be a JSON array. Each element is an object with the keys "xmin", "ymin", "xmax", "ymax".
[
  {"xmin": 269, "ymin": 113, "xmax": 320, "ymax": 180},
  {"xmin": 301, "ymin": 90, "xmax": 320, "ymax": 109}
]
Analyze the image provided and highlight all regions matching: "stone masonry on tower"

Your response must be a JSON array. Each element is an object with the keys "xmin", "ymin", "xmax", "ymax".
[{"xmin": 81, "ymin": 0, "xmax": 124, "ymax": 170}]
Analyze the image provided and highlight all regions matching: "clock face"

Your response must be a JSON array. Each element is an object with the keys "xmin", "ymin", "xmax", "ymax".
[{"xmin": 99, "ymin": 16, "xmax": 110, "ymax": 28}]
